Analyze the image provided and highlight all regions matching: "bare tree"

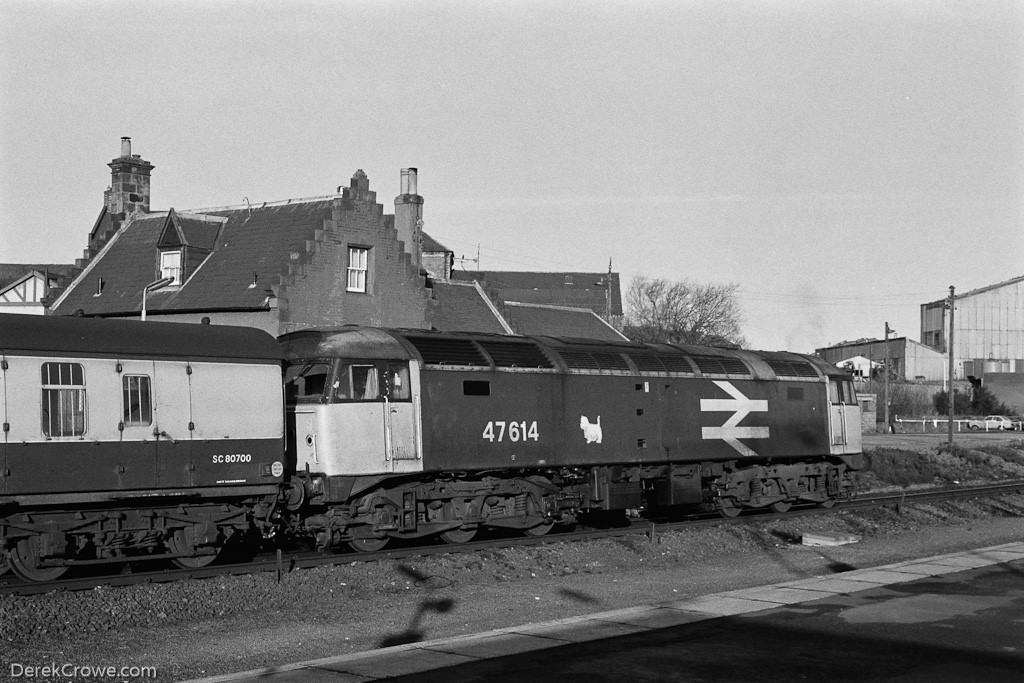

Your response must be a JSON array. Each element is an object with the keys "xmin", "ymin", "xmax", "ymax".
[{"xmin": 623, "ymin": 276, "xmax": 746, "ymax": 347}]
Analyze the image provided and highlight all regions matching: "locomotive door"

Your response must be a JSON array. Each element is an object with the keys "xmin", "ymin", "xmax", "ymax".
[
  {"xmin": 382, "ymin": 362, "xmax": 417, "ymax": 467},
  {"xmin": 117, "ymin": 359, "xmax": 158, "ymax": 489},
  {"xmin": 828, "ymin": 378, "xmax": 861, "ymax": 454},
  {"xmin": 330, "ymin": 361, "xmax": 417, "ymax": 473},
  {"xmin": 152, "ymin": 360, "xmax": 193, "ymax": 487}
]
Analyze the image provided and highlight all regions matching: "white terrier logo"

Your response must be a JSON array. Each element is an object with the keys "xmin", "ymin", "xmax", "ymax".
[{"xmin": 580, "ymin": 415, "xmax": 602, "ymax": 444}]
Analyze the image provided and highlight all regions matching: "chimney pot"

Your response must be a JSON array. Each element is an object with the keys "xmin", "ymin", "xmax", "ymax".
[
  {"xmin": 400, "ymin": 169, "xmax": 410, "ymax": 195},
  {"xmin": 408, "ymin": 168, "xmax": 418, "ymax": 196},
  {"xmin": 120, "ymin": 137, "xmax": 131, "ymax": 157}
]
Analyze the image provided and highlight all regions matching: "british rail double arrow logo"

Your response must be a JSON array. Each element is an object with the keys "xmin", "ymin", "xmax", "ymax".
[{"xmin": 700, "ymin": 381, "xmax": 770, "ymax": 457}]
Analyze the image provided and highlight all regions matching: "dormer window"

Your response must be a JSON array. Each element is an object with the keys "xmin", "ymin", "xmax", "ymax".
[{"xmin": 160, "ymin": 250, "xmax": 183, "ymax": 285}]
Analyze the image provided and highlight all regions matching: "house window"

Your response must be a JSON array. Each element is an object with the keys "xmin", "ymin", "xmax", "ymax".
[
  {"xmin": 161, "ymin": 250, "xmax": 183, "ymax": 285},
  {"xmin": 122, "ymin": 375, "xmax": 153, "ymax": 426},
  {"xmin": 41, "ymin": 362, "xmax": 87, "ymax": 437},
  {"xmin": 347, "ymin": 247, "xmax": 369, "ymax": 293}
]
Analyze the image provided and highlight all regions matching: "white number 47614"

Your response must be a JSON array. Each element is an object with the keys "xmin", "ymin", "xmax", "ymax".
[{"xmin": 482, "ymin": 420, "xmax": 539, "ymax": 443}]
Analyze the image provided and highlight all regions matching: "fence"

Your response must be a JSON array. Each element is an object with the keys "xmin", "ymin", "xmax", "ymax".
[{"xmin": 893, "ymin": 417, "xmax": 1023, "ymax": 433}]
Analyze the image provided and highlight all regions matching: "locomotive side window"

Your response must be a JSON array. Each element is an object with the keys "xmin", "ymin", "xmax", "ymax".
[
  {"xmin": 41, "ymin": 362, "xmax": 87, "ymax": 437},
  {"xmin": 829, "ymin": 379, "xmax": 857, "ymax": 405},
  {"xmin": 284, "ymin": 361, "xmax": 331, "ymax": 402},
  {"xmin": 386, "ymin": 363, "xmax": 411, "ymax": 400},
  {"xmin": 122, "ymin": 375, "xmax": 153, "ymax": 426},
  {"xmin": 331, "ymin": 362, "xmax": 412, "ymax": 402},
  {"xmin": 334, "ymin": 364, "xmax": 380, "ymax": 401}
]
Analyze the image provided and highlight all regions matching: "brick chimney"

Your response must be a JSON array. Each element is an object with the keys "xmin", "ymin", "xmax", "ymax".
[
  {"xmin": 105, "ymin": 137, "xmax": 154, "ymax": 221},
  {"xmin": 394, "ymin": 168, "xmax": 424, "ymax": 269}
]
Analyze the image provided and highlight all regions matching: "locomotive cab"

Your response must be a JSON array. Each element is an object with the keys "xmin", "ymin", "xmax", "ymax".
[
  {"xmin": 286, "ymin": 357, "xmax": 423, "ymax": 478},
  {"xmin": 281, "ymin": 328, "xmax": 425, "ymax": 495},
  {"xmin": 826, "ymin": 374, "xmax": 862, "ymax": 455}
]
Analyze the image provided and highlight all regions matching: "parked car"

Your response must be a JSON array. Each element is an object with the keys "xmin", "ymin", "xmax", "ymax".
[{"xmin": 966, "ymin": 415, "xmax": 1019, "ymax": 431}]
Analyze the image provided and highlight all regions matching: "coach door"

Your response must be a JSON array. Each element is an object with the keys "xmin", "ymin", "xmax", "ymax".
[
  {"xmin": 828, "ymin": 377, "xmax": 862, "ymax": 454},
  {"xmin": 152, "ymin": 360, "xmax": 193, "ymax": 487},
  {"xmin": 117, "ymin": 360, "xmax": 158, "ymax": 489}
]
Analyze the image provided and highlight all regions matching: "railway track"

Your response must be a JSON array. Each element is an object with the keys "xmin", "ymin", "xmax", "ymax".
[{"xmin": 3, "ymin": 480, "xmax": 1022, "ymax": 596}]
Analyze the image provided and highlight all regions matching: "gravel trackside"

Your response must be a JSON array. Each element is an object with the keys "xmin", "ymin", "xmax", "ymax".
[
  {"xmin": 2, "ymin": 495, "xmax": 1023, "ymax": 682},
  {"xmin": 3, "ymin": 439, "xmax": 1024, "ymax": 682}
]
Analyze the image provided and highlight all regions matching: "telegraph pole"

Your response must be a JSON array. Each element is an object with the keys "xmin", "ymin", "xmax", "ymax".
[
  {"xmin": 884, "ymin": 322, "xmax": 892, "ymax": 431},
  {"xmin": 947, "ymin": 285, "xmax": 956, "ymax": 445}
]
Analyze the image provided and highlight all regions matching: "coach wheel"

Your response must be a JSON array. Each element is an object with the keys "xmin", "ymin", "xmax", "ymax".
[
  {"xmin": 440, "ymin": 527, "xmax": 478, "ymax": 544},
  {"xmin": 8, "ymin": 537, "xmax": 70, "ymax": 582},
  {"xmin": 768, "ymin": 501, "xmax": 792, "ymax": 513},
  {"xmin": 348, "ymin": 536, "xmax": 389, "ymax": 553},
  {"xmin": 168, "ymin": 530, "xmax": 220, "ymax": 569},
  {"xmin": 818, "ymin": 498, "xmax": 837, "ymax": 509},
  {"xmin": 523, "ymin": 521, "xmax": 554, "ymax": 537},
  {"xmin": 718, "ymin": 498, "xmax": 742, "ymax": 518}
]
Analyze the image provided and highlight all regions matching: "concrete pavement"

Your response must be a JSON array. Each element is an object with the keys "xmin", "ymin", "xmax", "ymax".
[{"xmin": 181, "ymin": 541, "xmax": 1024, "ymax": 682}]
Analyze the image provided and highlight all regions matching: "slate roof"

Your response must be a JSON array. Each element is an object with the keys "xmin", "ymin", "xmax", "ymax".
[
  {"xmin": 429, "ymin": 281, "xmax": 509, "ymax": 334},
  {"xmin": 451, "ymin": 270, "xmax": 622, "ymax": 316},
  {"xmin": 52, "ymin": 199, "xmax": 334, "ymax": 315},
  {"xmin": 502, "ymin": 302, "xmax": 627, "ymax": 342},
  {"xmin": 421, "ymin": 233, "xmax": 450, "ymax": 253},
  {"xmin": 158, "ymin": 209, "xmax": 223, "ymax": 250}
]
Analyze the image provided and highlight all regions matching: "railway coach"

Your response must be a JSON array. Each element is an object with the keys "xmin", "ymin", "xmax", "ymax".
[
  {"xmin": 0, "ymin": 313, "xmax": 285, "ymax": 581},
  {"xmin": 282, "ymin": 327, "xmax": 863, "ymax": 551}
]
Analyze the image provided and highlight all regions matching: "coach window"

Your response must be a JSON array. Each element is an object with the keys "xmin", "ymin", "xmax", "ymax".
[
  {"xmin": 122, "ymin": 375, "xmax": 153, "ymax": 426},
  {"xmin": 284, "ymin": 361, "xmax": 331, "ymax": 402},
  {"xmin": 41, "ymin": 362, "xmax": 87, "ymax": 437}
]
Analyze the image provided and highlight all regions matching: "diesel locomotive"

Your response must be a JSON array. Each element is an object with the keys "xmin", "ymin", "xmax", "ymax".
[{"xmin": 0, "ymin": 313, "xmax": 862, "ymax": 581}]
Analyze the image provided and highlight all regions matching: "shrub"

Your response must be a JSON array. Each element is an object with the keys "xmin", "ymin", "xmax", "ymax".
[{"xmin": 933, "ymin": 389, "xmax": 972, "ymax": 415}]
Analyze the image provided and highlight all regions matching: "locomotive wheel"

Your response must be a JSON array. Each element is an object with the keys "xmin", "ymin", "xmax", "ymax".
[
  {"xmin": 718, "ymin": 498, "xmax": 742, "ymax": 518},
  {"xmin": 439, "ymin": 527, "xmax": 478, "ymax": 544},
  {"xmin": 348, "ymin": 537, "xmax": 389, "ymax": 553},
  {"xmin": 768, "ymin": 501, "xmax": 792, "ymax": 513},
  {"xmin": 167, "ymin": 530, "xmax": 220, "ymax": 569},
  {"xmin": 8, "ymin": 537, "xmax": 70, "ymax": 582},
  {"xmin": 523, "ymin": 521, "xmax": 554, "ymax": 537},
  {"xmin": 818, "ymin": 498, "xmax": 837, "ymax": 509}
]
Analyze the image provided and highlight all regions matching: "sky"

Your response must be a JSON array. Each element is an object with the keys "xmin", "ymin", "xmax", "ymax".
[{"xmin": 1, "ymin": 0, "xmax": 1021, "ymax": 352}]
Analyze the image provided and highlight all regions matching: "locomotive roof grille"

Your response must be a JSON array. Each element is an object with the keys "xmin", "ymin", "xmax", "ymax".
[
  {"xmin": 764, "ymin": 359, "xmax": 820, "ymax": 379},
  {"xmin": 624, "ymin": 352, "xmax": 696, "ymax": 374},
  {"xmin": 657, "ymin": 354, "xmax": 696, "ymax": 374},
  {"xmin": 404, "ymin": 336, "xmax": 489, "ymax": 367},
  {"xmin": 559, "ymin": 349, "xmax": 630, "ymax": 371},
  {"xmin": 689, "ymin": 354, "xmax": 751, "ymax": 376},
  {"xmin": 626, "ymin": 352, "xmax": 667, "ymax": 372},
  {"xmin": 476, "ymin": 340, "xmax": 554, "ymax": 369}
]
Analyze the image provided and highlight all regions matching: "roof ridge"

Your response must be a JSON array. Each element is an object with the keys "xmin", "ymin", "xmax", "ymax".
[{"xmin": 187, "ymin": 194, "xmax": 340, "ymax": 213}]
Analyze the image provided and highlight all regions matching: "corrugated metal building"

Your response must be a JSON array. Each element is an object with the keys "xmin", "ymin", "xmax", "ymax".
[
  {"xmin": 920, "ymin": 275, "xmax": 1024, "ymax": 380},
  {"xmin": 815, "ymin": 337, "xmax": 947, "ymax": 382}
]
